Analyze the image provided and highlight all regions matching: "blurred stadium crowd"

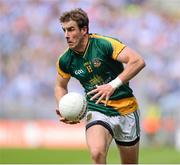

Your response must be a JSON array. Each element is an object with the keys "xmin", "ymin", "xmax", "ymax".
[{"xmin": 0, "ymin": 0, "xmax": 180, "ymax": 145}]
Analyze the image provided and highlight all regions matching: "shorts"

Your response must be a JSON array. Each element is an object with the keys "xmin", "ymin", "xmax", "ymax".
[{"xmin": 85, "ymin": 110, "xmax": 140, "ymax": 146}]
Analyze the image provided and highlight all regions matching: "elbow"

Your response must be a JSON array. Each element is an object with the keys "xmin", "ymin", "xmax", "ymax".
[
  {"xmin": 140, "ymin": 58, "xmax": 146, "ymax": 69},
  {"xmin": 136, "ymin": 56, "xmax": 146, "ymax": 70},
  {"xmin": 130, "ymin": 57, "xmax": 146, "ymax": 70},
  {"xmin": 132, "ymin": 58, "xmax": 146, "ymax": 72}
]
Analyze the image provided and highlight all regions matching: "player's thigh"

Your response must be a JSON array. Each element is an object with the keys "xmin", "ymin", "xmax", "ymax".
[
  {"xmin": 86, "ymin": 124, "xmax": 113, "ymax": 152},
  {"xmin": 117, "ymin": 141, "xmax": 139, "ymax": 164}
]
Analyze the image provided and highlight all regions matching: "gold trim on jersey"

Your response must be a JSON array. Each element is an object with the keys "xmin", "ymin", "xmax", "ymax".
[
  {"xmin": 101, "ymin": 97, "xmax": 138, "ymax": 115},
  {"xmin": 56, "ymin": 61, "xmax": 71, "ymax": 78},
  {"xmin": 90, "ymin": 34, "xmax": 126, "ymax": 60},
  {"xmin": 56, "ymin": 48, "xmax": 71, "ymax": 79},
  {"xmin": 83, "ymin": 40, "xmax": 90, "ymax": 58},
  {"xmin": 72, "ymin": 40, "xmax": 90, "ymax": 58}
]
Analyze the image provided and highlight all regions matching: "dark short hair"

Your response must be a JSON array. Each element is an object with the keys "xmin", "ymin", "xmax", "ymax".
[{"xmin": 60, "ymin": 8, "xmax": 89, "ymax": 33}]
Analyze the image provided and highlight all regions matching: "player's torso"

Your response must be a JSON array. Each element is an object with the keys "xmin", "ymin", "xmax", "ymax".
[
  {"xmin": 69, "ymin": 38, "xmax": 121, "ymax": 92},
  {"xmin": 59, "ymin": 35, "xmax": 137, "ymax": 116}
]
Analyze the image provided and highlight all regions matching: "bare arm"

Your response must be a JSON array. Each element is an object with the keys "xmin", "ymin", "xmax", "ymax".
[
  {"xmin": 54, "ymin": 75, "xmax": 79, "ymax": 124},
  {"xmin": 117, "ymin": 46, "xmax": 145, "ymax": 83},
  {"xmin": 54, "ymin": 74, "xmax": 70, "ymax": 109}
]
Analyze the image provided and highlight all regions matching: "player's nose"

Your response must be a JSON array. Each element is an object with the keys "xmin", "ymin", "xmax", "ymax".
[{"xmin": 64, "ymin": 30, "xmax": 69, "ymax": 38}]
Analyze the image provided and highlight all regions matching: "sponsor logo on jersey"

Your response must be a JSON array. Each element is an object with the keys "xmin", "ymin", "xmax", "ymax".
[{"xmin": 74, "ymin": 69, "xmax": 84, "ymax": 75}]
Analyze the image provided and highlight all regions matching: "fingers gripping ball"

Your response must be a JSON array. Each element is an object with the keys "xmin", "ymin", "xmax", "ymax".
[{"xmin": 59, "ymin": 92, "xmax": 87, "ymax": 121}]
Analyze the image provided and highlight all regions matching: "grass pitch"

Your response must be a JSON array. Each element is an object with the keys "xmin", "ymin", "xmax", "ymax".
[{"xmin": 0, "ymin": 146, "xmax": 180, "ymax": 164}]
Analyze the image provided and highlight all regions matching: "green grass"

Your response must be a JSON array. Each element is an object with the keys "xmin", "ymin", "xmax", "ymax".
[{"xmin": 0, "ymin": 146, "xmax": 180, "ymax": 164}]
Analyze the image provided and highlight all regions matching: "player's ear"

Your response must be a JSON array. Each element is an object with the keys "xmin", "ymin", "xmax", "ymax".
[{"xmin": 81, "ymin": 26, "xmax": 88, "ymax": 35}]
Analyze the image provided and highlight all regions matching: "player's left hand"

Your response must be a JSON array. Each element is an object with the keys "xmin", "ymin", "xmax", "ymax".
[{"xmin": 87, "ymin": 84, "xmax": 115, "ymax": 106}]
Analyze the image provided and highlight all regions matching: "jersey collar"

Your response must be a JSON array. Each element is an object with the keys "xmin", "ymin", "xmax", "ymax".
[{"xmin": 71, "ymin": 35, "xmax": 90, "ymax": 58}]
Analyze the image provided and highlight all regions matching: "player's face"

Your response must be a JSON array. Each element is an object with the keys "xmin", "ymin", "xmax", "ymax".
[{"xmin": 61, "ymin": 20, "xmax": 87, "ymax": 51}]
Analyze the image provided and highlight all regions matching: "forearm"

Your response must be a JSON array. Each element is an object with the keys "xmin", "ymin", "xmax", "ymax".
[
  {"xmin": 54, "ymin": 75, "xmax": 70, "ymax": 108},
  {"xmin": 118, "ymin": 58, "xmax": 145, "ymax": 84},
  {"xmin": 54, "ymin": 86, "xmax": 68, "ymax": 108}
]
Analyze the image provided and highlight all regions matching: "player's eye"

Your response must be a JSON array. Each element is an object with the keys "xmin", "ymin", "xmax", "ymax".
[{"xmin": 67, "ymin": 27, "xmax": 75, "ymax": 32}]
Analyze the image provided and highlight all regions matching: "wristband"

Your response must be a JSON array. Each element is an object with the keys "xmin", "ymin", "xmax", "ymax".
[{"xmin": 108, "ymin": 77, "xmax": 123, "ymax": 89}]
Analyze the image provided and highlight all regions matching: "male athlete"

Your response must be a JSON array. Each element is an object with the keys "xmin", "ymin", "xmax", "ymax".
[{"xmin": 55, "ymin": 8, "xmax": 145, "ymax": 164}]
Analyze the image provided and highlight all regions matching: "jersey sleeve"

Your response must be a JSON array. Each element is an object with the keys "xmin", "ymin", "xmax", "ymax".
[
  {"xmin": 56, "ymin": 53, "xmax": 71, "ymax": 79},
  {"xmin": 90, "ymin": 34, "xmax": 126, "ymax": 60},
  {"xmin": 104, "ymin": 37, "xmax": 126, "ymax": 60}
]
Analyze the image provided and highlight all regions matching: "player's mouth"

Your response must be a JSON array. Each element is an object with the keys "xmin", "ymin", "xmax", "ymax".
[
  {"xmin": 67, "ymin": 40, "xmax": 73, "ymax": 44},
  {"xmin": 67, "ymin": 41, "xmax": 75, "ymax": 47}
]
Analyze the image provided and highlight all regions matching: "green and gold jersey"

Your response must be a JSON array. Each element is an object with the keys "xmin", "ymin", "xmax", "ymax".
[{"xmin": 56, "ymin": 34, "xmax": 138, "ymax": 116}]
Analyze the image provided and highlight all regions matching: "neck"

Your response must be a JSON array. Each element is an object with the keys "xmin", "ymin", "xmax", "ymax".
[{"xmin": 74, "ymin": 34, "xmax": 89, "ymax": 54}]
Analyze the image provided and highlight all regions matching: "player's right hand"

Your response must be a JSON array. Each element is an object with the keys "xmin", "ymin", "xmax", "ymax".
[{"xmin": 56, "ymin": 109, "xmax": 80, "ymax": 124}]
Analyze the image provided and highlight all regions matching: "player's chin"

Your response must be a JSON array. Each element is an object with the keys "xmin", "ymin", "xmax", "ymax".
[{"xmin": 68, "ymin": 43, "xmax": 75, "ymax": 48}]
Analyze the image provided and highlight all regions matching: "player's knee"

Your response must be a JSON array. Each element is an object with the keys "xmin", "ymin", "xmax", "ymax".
[{"xmin": 90, "ymin": 148, "xmax": 106, "ymax": 163}]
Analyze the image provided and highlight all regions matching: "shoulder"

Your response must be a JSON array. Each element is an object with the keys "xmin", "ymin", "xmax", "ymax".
[
  {"xmin": 58, "ymin": 48, "xmax": 71, "ymax": 63},
  {"xmin": 90, "ymin": 33, "xmax": 112, "ymax": 46},
  {"xmin": 89, "ymin": 34, "xmax": 113, "ymax": 54},
  {"xmin": 56, "ymin": 48, "xmax": 72, "ymax": 78},
  {"xmin": 90, "ymin": 33, "xmax": 124, "ymax": 46},
  {"xmin": 90, "ymin": 34, "xmax": 126, "ymax": 60}
]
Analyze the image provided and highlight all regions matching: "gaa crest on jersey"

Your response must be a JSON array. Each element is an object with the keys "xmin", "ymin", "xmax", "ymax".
[{"xmin": 92, "ymin": 58, "xmax": 101, "ymax": 68}]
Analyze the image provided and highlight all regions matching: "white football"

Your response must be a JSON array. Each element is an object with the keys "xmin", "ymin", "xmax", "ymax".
[{"xmin": 59, "ymin": 92, "xmax": 87, "ymax": 121}]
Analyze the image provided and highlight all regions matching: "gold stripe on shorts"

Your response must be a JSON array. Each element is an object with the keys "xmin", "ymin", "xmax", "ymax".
[{"xmin": 101, "ymin": 97, "xmax": 138, "ymax": 115}]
